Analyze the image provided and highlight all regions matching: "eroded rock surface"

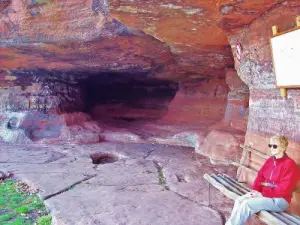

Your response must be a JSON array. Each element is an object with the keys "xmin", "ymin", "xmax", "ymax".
[
  {"xmin": 0, "ymin": 0, "xmax": 244, "ymax": 149},
  {"xmin": 0, "ymin": 143, "xmax": 240, "ymax": 225}
]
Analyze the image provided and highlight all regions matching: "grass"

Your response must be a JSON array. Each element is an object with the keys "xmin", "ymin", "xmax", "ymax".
[
  {"xmin": 36, "ymin": 216, "xmax": 52, "ymax": 225},
  {"xmin": 0, "ymin": 179, "xmax": 51, "ymax": 225},
  {"xmin": 33, "ymin": 0, "xmax": 52, "ymax": 4}
]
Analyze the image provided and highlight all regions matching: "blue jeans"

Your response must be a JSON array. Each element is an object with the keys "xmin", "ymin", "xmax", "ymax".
[{"xmin": 225, "ymin": 193, "xmax": 289, "ymax": 225}]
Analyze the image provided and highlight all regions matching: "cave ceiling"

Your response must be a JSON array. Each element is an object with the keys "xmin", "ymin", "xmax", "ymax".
[{"xmin": 0, "ymin": 0, "xmax": 286, "ymax": 82}]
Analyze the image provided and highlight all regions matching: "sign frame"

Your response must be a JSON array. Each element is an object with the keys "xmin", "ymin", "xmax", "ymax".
[{"xmin": 269, "ymin": 16, "xmax": 300, "ymax": 97}]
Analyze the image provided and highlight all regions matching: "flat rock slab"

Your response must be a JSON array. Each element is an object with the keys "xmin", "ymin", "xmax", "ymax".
[
  {"xmin": 46, "ymin": 185, "xmax": 221, "ymax": 225},
  {"xmin": 0, "ymin": 143, "xmax": 241, "ymax": 225}
]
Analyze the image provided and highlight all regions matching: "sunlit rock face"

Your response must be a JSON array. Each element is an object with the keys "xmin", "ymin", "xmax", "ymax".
[
  {"xmin": 0, "ymin": 0, "xmax": 235, "ymax": 146},
  {"xmin": 107, "ymin": 0, "xmax": 286, "ymax": 79},
  {"xmin": 0, "ymin": 0, "xmax": 235, "ymax": 79},
  {"xmin": 229, "ymin": 1, "xmax": 300, "ymax": 214},
  {"xmin": 195, "ymin": 69, "xmax": 249, "ymax": 164},
  {"xmin": 162, "ymin": 78, "xmax": 229, "ymax": 125},
  {"xmin": 0, "ymin": 70, "xmax": 91, "ymax": 143},
  {"xmin": 0, "ymin": 0, "xmax": 178, "ymax": 144}
]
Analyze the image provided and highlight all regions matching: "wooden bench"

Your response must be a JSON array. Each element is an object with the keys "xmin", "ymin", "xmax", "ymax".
[{"xmin": 204, "ymin": 145, "xmax": 300, "ymax": 225}]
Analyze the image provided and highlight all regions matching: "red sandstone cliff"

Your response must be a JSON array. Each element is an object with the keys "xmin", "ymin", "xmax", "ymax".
[{"xmin": 0, "ymin": 1, "xmax": 300, "ymax": 214}]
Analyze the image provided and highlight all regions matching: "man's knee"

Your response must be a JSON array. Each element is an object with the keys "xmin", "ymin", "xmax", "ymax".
[
  {"xmin": 240, "ymin": 199, "xmax": 252, "ymax": 210},
  {"xmin": 234, "ymin": 198, "xmax": 242, "ymax": 207},
  {"xmin": 235, "ymin": 195, "xmax": 249, "ymax": 206}
]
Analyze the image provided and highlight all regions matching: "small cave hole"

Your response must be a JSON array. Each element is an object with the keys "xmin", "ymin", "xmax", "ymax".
[
  {"xmin": 7, "ymin": 117, "xmax": 19, "ymax": 130},
  {"xmin": 90, "ymin": 152, "xmax": 119, "ymax": 164}
]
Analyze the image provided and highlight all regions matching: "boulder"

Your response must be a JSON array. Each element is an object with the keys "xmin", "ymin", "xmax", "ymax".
[{"xmin": 196, "ymin": 130, "xmax": 244, "ymax": 164}]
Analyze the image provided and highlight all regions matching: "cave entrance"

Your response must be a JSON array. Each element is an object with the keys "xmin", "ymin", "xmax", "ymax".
[
  {"xmin": 81, "ymin": 72, "xmax": 179, "ymax": 123},
  {"xmin": 3, "ymin": 69, "xmax": 178, "ymax": 142}
]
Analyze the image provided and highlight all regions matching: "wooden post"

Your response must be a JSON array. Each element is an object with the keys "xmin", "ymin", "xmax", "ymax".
[
  {"xmin": 236, "ymin": 148, "xmax": 248, "ymax": 181},
  {"xmin": 203, "ymin": 174, "xmax": 239, "ymax": 200},
  {"xmin": 297, "ymin": 16, "xmax": 300, "ymax": 27},
  {"xmin": 208, "ymin": 182, "xmax": 211, "ymax": 207},
  {"xmin": 272, "ymin": 25, "xmax": 278, "ymax": 35},
  {"xmin": 231, "ymin": 162, "xmax": 258, "ymax": 173},
  {"xmin": 280, "ymin": 88, "xmax": 287, "ymax": 98},
  {"xmin": 240, "ymin": 144, "xmax": 269, "ymax": 159}
]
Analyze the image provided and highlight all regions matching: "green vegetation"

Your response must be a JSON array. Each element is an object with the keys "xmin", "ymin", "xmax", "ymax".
[
  {"xmin": 35, "ymin": 0, "xmax": 51, "ymax": 4},
  {"xmin": 36, "ymin": 216, "xmax": 52, "ymax": 225},
  {"xmin": 0, "ymin": 179, "xmax": 51, "ymax": 225},
  {"xmin": 29, "ymin": 0, "xmax": 51, "ymax": 6}
]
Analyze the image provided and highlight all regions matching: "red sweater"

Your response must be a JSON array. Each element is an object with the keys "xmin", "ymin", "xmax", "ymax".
[{"xmin": 252, "ymin": 154, "xmax": 299, "ymax": 203}]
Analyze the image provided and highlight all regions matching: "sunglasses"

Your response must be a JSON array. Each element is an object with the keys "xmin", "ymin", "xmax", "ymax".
[{"xmin": 268, "ymin": 144, "xmax": 278, "ymax": 149}]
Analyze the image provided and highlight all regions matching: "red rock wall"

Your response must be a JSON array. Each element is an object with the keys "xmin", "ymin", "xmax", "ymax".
[
  {"xmin": 194, "ymin": 70, "xmax": 249, "ymax": 164},
  {"xmin": 229, "ymin": 2, "xmax": 300, "ymax": 214},
  {"xmin": 0, "ymin": 0, "xmax": 246, "ymax": 154},
  {"xmin": 161, "ymin": 78, "xmax": 228, "ymax": 125}
]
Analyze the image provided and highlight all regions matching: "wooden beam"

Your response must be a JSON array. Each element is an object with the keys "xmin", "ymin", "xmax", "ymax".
[
  {"xmin": 272, "ymin": 25, "xmax": 279, "ymax": 35},
  {"xmin": 279, "ymin": 212, "xmax": 300, "ymax": 224},
  {"xmin": 231, "ymin": 162, "xmax": 258, "ymax": 173},
  {"xmin": 240, "ymin": 144, "xmax": 269, "ymax": 159},
  {"xmin": 270, "ymin": 212, "xmax": 298, "ymax": 225},
  {"xmin": 222, "ymin": 174, "xmax": 251, "ymax": 192},
  {"xmin": 214, "ymin": 175, "xmax": 247, "ymax": 195},
  {"xmin": 236, "ymin": 143, "xmax": 250, "ymax": 180},
  {"xmin": 203, "ymin": 174, "xmax": 239, "ymax": 200},
  {"xmin": 280, "ymin": 88, "xmax": 287, "ymax": 98},
  {"xmin": 259, "ymin": 211, "xmax": 287, "ymax": 225},
  {"xmin": 211, "ymin": 174, "xmax": 244, "ymax": 196}
]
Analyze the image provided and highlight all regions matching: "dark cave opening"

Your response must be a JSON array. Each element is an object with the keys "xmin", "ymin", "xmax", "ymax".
[
  {"xmin": 5, "ymin": 69, "xmax": 179, "ymax": 142},
  {"xmin": 81, "ymin": 72, "xmax": 179, "ymax": 121}
]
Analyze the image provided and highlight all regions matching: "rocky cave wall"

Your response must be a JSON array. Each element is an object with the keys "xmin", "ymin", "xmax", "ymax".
[
  {"xmin": 229, "ymin": 1, "xmax": 300, "ymax": 214},
  {"xmin": 2, "ymin": 0, "xmax": 299, "ymax": 213},
  {"xmin": 0, "ymin": 0, "xmax": 249, "ymax": 149}
]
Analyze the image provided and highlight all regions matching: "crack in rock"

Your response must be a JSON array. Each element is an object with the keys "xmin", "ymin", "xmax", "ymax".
[
  {"xmin": 153, "ymin": 160, "xmax": 169, "ymax": 190},
  {"xmin": 168, "ymin": 188, "xmax": 225, "ymax": 224},
  {"xmin": 0, "ymin": 151, "xmax": 67, "ymax": 164},
  {"xmin": 43, "ymin": 174, "xmax": 97, "ymax": 200},
  {"xmin": 116, "ymin": 183, "xmax": 161, "ymax": 191},
  {"xmin": 175, "ymin": 174, "xmax": 187, "ymax": 183},
  {"xmin": 43, "ymin": 151, "xmax": 67, "ymax": 163},
  {"xmin": 143, "ymin": 149, "xmax": 154, "ymax": 159}
]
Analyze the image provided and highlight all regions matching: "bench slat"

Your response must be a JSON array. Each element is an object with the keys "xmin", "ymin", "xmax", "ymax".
[
  {"xmin": 240, "ymin": 144, "xmax": 269, "ymax": 159},
  {"xmin": 270, "ymin": 212, "xmax": 299, "ymax": 225},
  {"xmin": 279, "ymin": 212, "xmax": 300, "ymax": 224},
  {"xmin": 213, "ymin": 174, "xmax": 247, "ymax": 195},
  {"xmin": 203, "ymin": 173, "xmax": 239, "ymax": 200},
  {"xmin": 270, "ymin": 212, "xmax": 298, "ymax": 225},
  {"xmin": 211, "ymin": 174, "xmax": 245, "ymax": 196},
  {"xmin": 222, "ymin": 174, "xmax": 251, "ymax": 192}
]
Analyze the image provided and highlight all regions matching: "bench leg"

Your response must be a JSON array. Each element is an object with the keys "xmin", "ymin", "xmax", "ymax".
[
  {"xmin": 236, "ymin": 149, "xmax": 249, "ymax": 181},
  {"xmin": 208, "ymin": 181, "xmax": 211, "ymax": 207}
]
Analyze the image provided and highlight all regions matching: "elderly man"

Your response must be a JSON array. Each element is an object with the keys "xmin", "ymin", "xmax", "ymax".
[{"xmin": 226, "ymin": 136, "xmax": 299, "ymax": 225}]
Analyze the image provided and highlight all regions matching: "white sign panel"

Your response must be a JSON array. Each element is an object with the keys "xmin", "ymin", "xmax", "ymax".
[{"xmin": 270, "ymin": 28, "xmax": 300, "ymax": 87}]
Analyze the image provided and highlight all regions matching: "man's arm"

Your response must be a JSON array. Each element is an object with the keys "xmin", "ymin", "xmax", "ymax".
[
  {"xmin": 263, "ymin": 162, "xmax": 298, "ymax": 198},
  {"xmin": 252, "ymin": 159, "xmax": 269, "ymax": 192}
]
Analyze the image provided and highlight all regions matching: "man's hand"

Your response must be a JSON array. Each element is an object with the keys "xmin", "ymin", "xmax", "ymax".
[{"xmin": 248, "ymin": 190, "xmax": 263, "ymax": 198}]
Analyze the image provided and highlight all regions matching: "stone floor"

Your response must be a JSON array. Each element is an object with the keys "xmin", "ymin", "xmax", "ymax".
[{"xmin": 0, "ymin": 142, "xmax": 264, "ymax": 225}]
